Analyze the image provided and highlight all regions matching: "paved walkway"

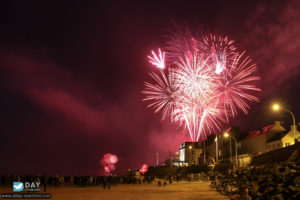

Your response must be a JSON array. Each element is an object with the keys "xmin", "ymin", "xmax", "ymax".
[
  {"xmin": 52, "ymin": 181, "xmax": 228, "ymax": 200},
  {"xmin": 1, "ymin": 181, "xmax": 229, "ymax": 200}
]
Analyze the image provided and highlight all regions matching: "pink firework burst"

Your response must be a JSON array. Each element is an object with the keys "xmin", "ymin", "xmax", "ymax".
[
  {"xmin": 142, "ymin": 24, "xmax": 261, "ymax": 142},
  {"xmin": 139, "ymin": 164, "xmax": 149, "ymax": 175},
  {"xmin": 101, "ymin": 153, "xmax": 118, "ymax": 175}
]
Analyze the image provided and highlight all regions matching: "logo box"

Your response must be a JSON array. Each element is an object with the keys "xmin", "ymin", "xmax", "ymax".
[{"xmin": 13, "ymin": 182, "xmax": 24, "ymax": 192}]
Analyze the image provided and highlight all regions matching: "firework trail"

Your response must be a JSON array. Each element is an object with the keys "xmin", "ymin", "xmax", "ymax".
[
  {"xmin": 101, "ymin": 153, "xmax": 118, "ymax": 175},
  {"xmin": 143, "ymin": 24, "xmax": 260, "ymax": 141}
]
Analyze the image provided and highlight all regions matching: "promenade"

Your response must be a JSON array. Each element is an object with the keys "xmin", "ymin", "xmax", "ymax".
[{"xmin": 0, "ymin": 181, "xmax": 228, "ymax": 200}]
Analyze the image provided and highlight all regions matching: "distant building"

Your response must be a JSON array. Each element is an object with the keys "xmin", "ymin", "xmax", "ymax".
[{"xmin": 178, "ymin": 142, "xmax": 203, "ymax": 166}]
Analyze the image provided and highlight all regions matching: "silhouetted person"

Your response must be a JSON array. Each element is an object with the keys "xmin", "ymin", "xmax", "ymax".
[
  {"xmin": 43, "ymin": 176, "xmax": 48, "ymax": 192},
  {"xmin": 103, "ymin": 178, "xmax": 107, "ymax": 189}
]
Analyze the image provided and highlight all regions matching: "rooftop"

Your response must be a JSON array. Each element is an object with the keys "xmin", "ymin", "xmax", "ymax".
[{"xmin": 245, "ymin": 124, "xmax": 274, "ymax": 139}]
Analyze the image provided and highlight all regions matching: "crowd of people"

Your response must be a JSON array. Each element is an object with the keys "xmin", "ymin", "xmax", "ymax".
[
  {"xmin": 4, "ymin": 162, "xmax": 299, "ymax": 199},
  {"xmin": 0, "ymin": 174, "xmax": 162, "ymax": 190},
  {"xmin": 0, "ymin": 175, "xmax": 144, "ymax": 188},
  {"xmin": 0, "ymin": 170, "xmax": 211, "ymax": 192}
]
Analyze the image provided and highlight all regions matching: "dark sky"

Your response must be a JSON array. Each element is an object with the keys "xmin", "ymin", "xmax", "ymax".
[{"xmin": 0, "ymin": 0, "xmax": 299, "ymax": 175}]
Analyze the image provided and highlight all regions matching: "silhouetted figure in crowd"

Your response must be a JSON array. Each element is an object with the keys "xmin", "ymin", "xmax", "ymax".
[
  {"xmin": 158, "ymin": 181, "xmax": 161, "ymax": 186},
  {"xmin": 43, "ymin": 176, "xmax": 48, "ymax": 192},
  {"xmin": 103, "ymin": 177, "xmax": 107, "ymax": 189}
]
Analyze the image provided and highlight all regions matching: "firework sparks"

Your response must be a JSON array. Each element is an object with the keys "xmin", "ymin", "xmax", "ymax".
[
  {"xmin": 165, "ymin": 23, "xmax": 203, "ymax": 63},
  {"xmin": 142, "ymin": 68, "xmax": 177, "ymax": 120},
  {"xmin": 148, "ymin": 49, "xmax": 165, "ymax": 69},
  {"xmin": 174, "ymin": 54, "xmax": 217, "ymax": 99},
  {"xmin": 101, "ymin": 153, "xmax": 118, "ymax": 175},
  {"xmin": 214, "ymin": 52, "xmax": 261, "ymax": 120},
  {"xmin": 142, "ymin": 25, "xmax": 261, "ymax": 141},
  {"xmin": 200, "ymin": 34, "xmax": 238, "ymax": 75}
]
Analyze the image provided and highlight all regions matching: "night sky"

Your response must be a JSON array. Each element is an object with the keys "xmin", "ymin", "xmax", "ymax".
[{"xmin": 0, "ymin": 0, "xmax": 299, "ymax": 175}]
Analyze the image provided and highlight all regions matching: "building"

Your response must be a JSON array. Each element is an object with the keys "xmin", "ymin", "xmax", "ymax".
[
  {"xmin": 204, "ymin": 121, "xmax": 300, "ymax": 167},
  {"xmin": 237, "ymin": 121, "xmax": 300, "ymax": 166},
  {"xmin": 266, "ymin": 125, "xmax": 300, "ymax": 151},
  {"xmin": 179, "ymin": 142, "xmax": 203, "ymax": 166},
  {"xmin": 240, "ymin": 122, "xmax": 282, "ymax": 155},
  {"xmin": 205, "ymin": 126, "xmax": 243, "ymax": 164},
  {"xmin": 241, "ymin": 121, "xmax": 300, "ymax": 154}
]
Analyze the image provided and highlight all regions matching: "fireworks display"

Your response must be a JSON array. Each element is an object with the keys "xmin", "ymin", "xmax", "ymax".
[
  {"xmin": 139, "ymin": 164, "xmax": 149, "ymax": 175},
  {"xmin": 101, "ymin": 153, "xmax": 118, "ymax": 175},
  {"xmin": 143, "ymin": 25, "xmax": 261, "ymax": 141}
]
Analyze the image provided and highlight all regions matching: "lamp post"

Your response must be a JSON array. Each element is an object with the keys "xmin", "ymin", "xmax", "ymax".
[
  {"xmin": 224, "ymin": 132, "xmax": 237, "ymax": 165},
  {"xmin": 273, "ymin": 104, "xmax": 297, "ymax": 142},
  {"xmin": 215, "ymin": 136, "xmax": 218, "ymax": 163},
  {"xmin": 188, "ymin": 145, "xmax": 193, "ymax": 165},
  {"xmin": 203, "ymin": 140, "xmax": 206, "ymax": 164},
  {"xmin": 229, "ymin": 137, "xmax": 232, "ymax": 162}
]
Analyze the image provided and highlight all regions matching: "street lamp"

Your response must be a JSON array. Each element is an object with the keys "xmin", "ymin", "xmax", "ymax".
[
  {"xmin": 224, "ymin": 133, "xmax": 237, "ymax": 165},
  {"xmin": 215, "ymin": 136, "xmax": 218, "ymax": 163},
  {"xmin": 273, "ymin": 104, "xmax": 279, "ymax": 110},
  {"xmin": 272, "ymin": 104, "xmax": 297, "ymax": 142},
  {"xmin": 188, "ymin": 145, "xmax": 193, "ymax": 165},
  {"xmin": 203, "ymin": 140, "xmax": 206, "ymax": 164},
  {"xmin": 224, "ymin": 132, "xmax": 232, "ymax": 162}
]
